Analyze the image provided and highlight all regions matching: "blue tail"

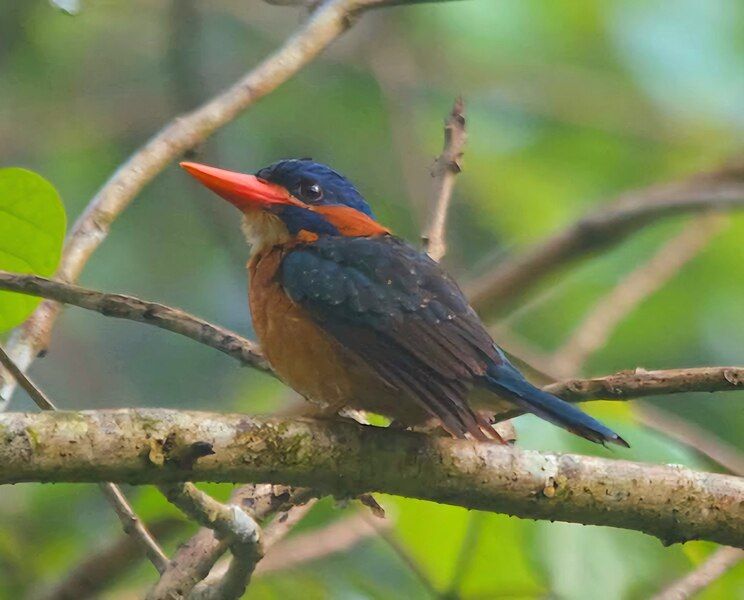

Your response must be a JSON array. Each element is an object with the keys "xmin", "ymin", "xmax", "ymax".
[{"xmin": 484, "ymin": 360, "xmax": 629, "ymax": 447}]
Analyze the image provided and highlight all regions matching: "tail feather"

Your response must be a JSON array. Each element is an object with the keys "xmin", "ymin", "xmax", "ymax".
[{"xmin": 484, "ymin": 361, "xmax": 629, "ymax": 447}]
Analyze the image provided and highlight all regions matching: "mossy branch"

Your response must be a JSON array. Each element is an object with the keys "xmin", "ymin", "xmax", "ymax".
[{"xmin": 1, "ymin": 409, "xmax": 742, "ymax": 548}]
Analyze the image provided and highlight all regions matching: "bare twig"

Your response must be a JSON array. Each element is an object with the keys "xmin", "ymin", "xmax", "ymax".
[
  {"xmin": 542, "ymin": 366, "xmax": 744, "ymax": 403},
  {"xmin": 261, "ymin": 500, "xmax": 319, "ymax": 548},
  {"xmin": 193, "ymin": 498, "xmax": 319, "ymax": 596},
  {"xmin": 0, "ymin": 344, "xmax": 170, "ymax": 574},
  {"xmin": 207, "ymin": 506, "xmax": 388, "ymax": 586},
  {"xmin": 197, "ymin": 498, "xmax": 318, "ymax": 590},
  {"xmin": 552, "ymin": 214, "xmax": 728, "ymax": 376},
  {"xmin": 485, "ymin": 365, "xmax": 744, "ymax": 422},
  {"xmin": 0, "ymin": 344, "xmax": 55, "ymax": 411},
  {"xmin": 422, "ymin": 97, "xmax": 467, "ymax": 261},
  {"xmin": 195, "ymin": 486, "xmax": 387, "ymax": 593},
  {"xmin": 36, "ymin": 518, "xmax": 182, "ymax": 600},
  {"xmin": 2, "ymin": 409, "xmax": 743, "ymax": 548},
  {"xmin": 256, "ymin": 511, "xmax": 387, "ymax": 575},
  {"xmin": 96, "ymin": 484, "xmax": 170, "ymax": 575},
  {"xmin": 1, "ymin": 281, "xmax": 740, "ymax": 413},
  {"xmin": 635, "ymin": 404, "xmax": 744, "ymax": 477},
  {"xmin": 533, "ymin": 212, "xmax": 743, "ymax": 596},
  {"xmin": 466, "ymin": 160, "xmax": 744, "ymax": 317},
  {"xmin": 154, "ymin": 483, "xmax": 262, "ymax": 600},
  {"xmin": 652, "ymin": 546, "xmax": 744, "ymax": 600},
  {"xmin": 149, "ymin": 485, "xmax": 314, "ymax": 599},
  {"xmin": 0, "ymin": 271, "xmax": 270, "ymax": 373},
  {"xmin": 0, "ymin": 0, "xmax": 439, "ymax": 408},
  {"xmin": 188, "ymin": 553, "xmax": 255, "ymax": 600},
  {"xmin": 518, "ymin": 214, "xmax": 744, "ymax": 596}
]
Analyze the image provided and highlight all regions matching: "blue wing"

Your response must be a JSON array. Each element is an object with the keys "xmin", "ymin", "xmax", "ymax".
[
  {"xmin": 281, "ymin": 235, "xmax": 627, "ymax": 446},
  {"xmin": 281, "ymin": 235, "xmax": 500, "ymax": 440}
]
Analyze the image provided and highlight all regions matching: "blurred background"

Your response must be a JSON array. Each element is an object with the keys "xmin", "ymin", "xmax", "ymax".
[{"xmin": 1, "ymin": 0, "xmax": 743, "ymax": 597}]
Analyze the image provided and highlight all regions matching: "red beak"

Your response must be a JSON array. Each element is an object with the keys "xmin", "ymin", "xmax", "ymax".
[{"xmin": 180, "ymin": 161, "xmax": 294, "ymax": 210}]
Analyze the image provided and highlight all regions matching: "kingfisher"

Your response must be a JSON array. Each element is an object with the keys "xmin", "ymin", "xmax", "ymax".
[{"xmin": 181, "ymin": 159, "xmax": 627, "ymax": 447}]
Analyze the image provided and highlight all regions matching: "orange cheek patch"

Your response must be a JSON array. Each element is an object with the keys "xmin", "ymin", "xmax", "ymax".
[
  {"xmin": 296, "ymin": 230, "xmax": 320, "ymax": 243},
  {"xmin": 313, "ymin": 205, "xmax": 390, "ymax": 237}
]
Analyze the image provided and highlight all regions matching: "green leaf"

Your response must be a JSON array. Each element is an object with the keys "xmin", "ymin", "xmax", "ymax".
[
  {"xmin": 0, "ymin": 168, "xmax": 66, "ymax": 333},
  {"xmin": 384, "ymin": 496, "xmax": 543, "ymax": 597}
]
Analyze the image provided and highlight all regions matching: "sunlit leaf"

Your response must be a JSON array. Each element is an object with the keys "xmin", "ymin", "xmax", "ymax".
[
  {"xmin": 385, "ymin": 496, "xmax": 543, "ymax": 596},
  {"xmin": 0, "ymin": 168, "xmax": 66, "ymax": 333}
]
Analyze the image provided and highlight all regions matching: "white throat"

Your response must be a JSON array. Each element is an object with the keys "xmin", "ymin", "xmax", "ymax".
[{"xmin": 240, "ymin": 211, "xmax": 291, "ymax": 255}]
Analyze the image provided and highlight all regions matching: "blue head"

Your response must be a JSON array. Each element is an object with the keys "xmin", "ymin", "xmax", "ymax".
[
  {"xmin": 181, "ymin": 158, "xmax": 387, "ymax": 243},
  {"xmin": 255, "ymin": 159, "xmax": 375, "ymax": 218}
]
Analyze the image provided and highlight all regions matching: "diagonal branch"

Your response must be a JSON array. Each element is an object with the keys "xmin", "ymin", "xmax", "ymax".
[
  {"xmin": 154, "ymin": 483, "xmax": 262, "ymax": 600},
  {"xmin": 635, "ymin": 404, "xmax": 744, "ymax": 477},
  {"xmin": 0, "ymin": 271, "xmax": 270, "ymax": 373},
  {"xmin": 148, "ymin": 484, "xmax": 314, "ymax": 599},
  {"xmin": 527, "ymin": 211, "xmax": 744, "ymax": 595},
  {"xmin": 422, "ymin": 97, "xmax": 467, "ymax": 262},
  {"xmin": 38, "ymin": 518, "xmax": 182, "ymax": 600},
  {"xmin": 652, "ymin": 546, "xmax": 744, "ymax": 600},
  {"xmin": 193, "ymin": 498, "xmax": 319, "ymax": 589},
  {"xmin": 3, "ymin": 276, "xmax": 742, "ymax": 414},
  {"xmin": 1, "ymin": 409, "xmax": 742, "ymax": 548},
  {"xmin": 255, "ymin": 510, "xmax": 387, "ymax": 575},
  {"xmin": 466, "ymin": 160, "xmax": 744, "ymax": 317},
  {"xmin": 0, "ymin": 0, "xmax": 438, "ymax": 408},
  {"xmin": 0, "ymin": 345, "xmax": 170, "ymax": 575},
  {"xmin": 551, "ymin": 214, "xmax": 728, "ymax": 377}
]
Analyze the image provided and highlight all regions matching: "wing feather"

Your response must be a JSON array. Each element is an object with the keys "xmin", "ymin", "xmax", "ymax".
[{"xmin": 281, "ymin": 235, "xmax": 501, "ymax": 439}]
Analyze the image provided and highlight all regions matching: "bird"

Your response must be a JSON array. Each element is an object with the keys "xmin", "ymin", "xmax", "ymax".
[{"xmin": 181, "ymin": 158, "xmax": 628, "ymax": 447}]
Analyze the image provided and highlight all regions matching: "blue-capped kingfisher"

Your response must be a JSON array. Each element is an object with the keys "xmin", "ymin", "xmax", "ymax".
[{"xmin": 181, "ymin": 159, "xmax": 628, "ymax": 447}]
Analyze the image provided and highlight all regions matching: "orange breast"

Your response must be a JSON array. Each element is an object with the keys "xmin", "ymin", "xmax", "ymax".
[{"xmin": 248, "ymin": 246, "xmax": 428, "ymax": 424}]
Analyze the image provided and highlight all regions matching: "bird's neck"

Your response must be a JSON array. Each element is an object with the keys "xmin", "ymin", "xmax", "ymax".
[{"xmin": 241, "ymin": 211, "xmax": 292, "ymax": 257}]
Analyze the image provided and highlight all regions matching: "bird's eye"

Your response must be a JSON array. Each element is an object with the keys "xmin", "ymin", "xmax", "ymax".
[{"xmin": 300, "ymin": 181, "xmax": 323, "ymax": 203}]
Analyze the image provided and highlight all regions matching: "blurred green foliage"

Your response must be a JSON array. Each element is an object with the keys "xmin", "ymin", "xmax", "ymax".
[{"xmin": 0, "ymin": 0, "xmax": 742, "ymax": 598}]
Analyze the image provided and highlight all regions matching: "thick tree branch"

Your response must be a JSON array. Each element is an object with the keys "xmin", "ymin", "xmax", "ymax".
[
  {"xmin": 0, "ymin": 0, "xmax": 424, "ymax": 407},
  {"xmin": 466, "ymin": 160, "xmax": 744, "ymax": 317},
  {"xmin": 422, "ymin": 97, "xmax": 467, "ymax": 261},
  {"xmin": 1, "ymin": 409, "xmax": 742, "ymax": 548}
]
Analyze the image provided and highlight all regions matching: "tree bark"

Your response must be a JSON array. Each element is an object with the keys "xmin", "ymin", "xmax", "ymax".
[{"xmin": 1, "ymin": 409, "xmax": 741, "ymax": 548}]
